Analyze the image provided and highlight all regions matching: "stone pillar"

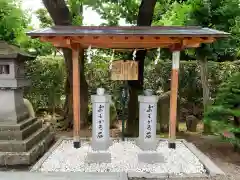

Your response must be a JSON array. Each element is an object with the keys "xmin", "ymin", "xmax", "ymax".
[
  {"xmin": 137, "ymin": 90, "xmax": 158, "ymax": 151},
  {"xmin": 137, "ymin": 89, "xmax": 164, "ymax": 163},
  {"xmin": 86, "ymin": 88, "xmax": 112, "ymax": 163}
]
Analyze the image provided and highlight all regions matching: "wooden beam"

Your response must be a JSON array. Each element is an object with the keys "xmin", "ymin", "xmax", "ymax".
[
  {"xmin": 72, "ymin": 43, "xmax": 81, "ymax": 148},
  {"xmin": 40, "ymin": 36, "xmax": 72, "ymax": 48},
  {"xmin": 70, "ymin": 36, "xmax": 180, "ymax": 44},
  {"xmin": 183, "ymin": 37, "xmax": 215, "ymax": 47},
  {"xmin": 79, "ymin": 42, "xmax": 173, "ymax": 49},
  {"xmin": 39, "ymin": 36, "xmax": 216, "ymax": 49},
  {"xmin": 168, "ymin": 51, "xmax": 180, "ymax": 149}
]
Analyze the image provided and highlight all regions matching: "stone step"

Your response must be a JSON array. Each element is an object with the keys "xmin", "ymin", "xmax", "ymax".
[
  {"xmin": 0, "ymin": 125, "xmax": 50, "ymax": 152},
  {"xmin": 0, "ymin": 119, "xmax": 42, "ymax": 140},
  {"xmin": 0, "ymin": 130, "xmax": 54, "ymax": 165},
  {"xmin": 17, "ymin": 112, "xmax": 30, "ymax": 123},
  {"xmin": 0, "ymin": 117, "xmax": 37, "ymax": 131}
]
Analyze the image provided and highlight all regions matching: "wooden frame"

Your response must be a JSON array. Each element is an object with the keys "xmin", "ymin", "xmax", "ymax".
[{"xmin": 27, "ymin": 26, "xmax": 228, "ymax": 148}]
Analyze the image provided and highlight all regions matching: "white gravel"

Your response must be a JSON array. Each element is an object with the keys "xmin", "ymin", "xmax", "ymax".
[{"xmin": 39, "ymin": 140, "xmax": 206, "ymax": 175}]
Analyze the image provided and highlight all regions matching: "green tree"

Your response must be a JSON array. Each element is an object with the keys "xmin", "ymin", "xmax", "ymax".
[
  {"xmin": 0, "ymin": 0, "xmax": 29, "ymax": 45},
  {"xmin": 35, "ymin": 8, "xmax": 53, "ymax": 27},
  {"xmin": 88, "ymin": 0, "xmax": 139, "ymax": 25},
  {"xmin": 155, "ymin": 0, "xmax": 240, "ymax": 133},
  {"xmin": 189, "ymin": 0, "xmax": 240, "ymax": 132},
  {"xmin": 204, "ymin": 72, "xmax": 240, "ymax": 149},
  {"xmin": 41, "ymin": 0, "xmax": 89, "ymax": 128}
]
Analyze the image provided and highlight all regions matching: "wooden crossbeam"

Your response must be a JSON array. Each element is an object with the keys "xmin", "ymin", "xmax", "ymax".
[{"xmin": 39, "ymin": 36, "xmax": 217, "ymax": 49}]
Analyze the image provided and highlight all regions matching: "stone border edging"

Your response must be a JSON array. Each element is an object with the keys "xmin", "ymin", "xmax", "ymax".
[
  {"xmin": 181, "ymin": 139, "xmax": 225, "ymax": 177},
  {"xmin": 0, "ymin": 172, "xmax": 127, "ymax": 180},
  {"xmin": 30, "ymin": 136, "xmax": 67, "ymax": 172},
  {"xmin": 31, "ymin": 137, "xmax": 224, "ymax": 179}
]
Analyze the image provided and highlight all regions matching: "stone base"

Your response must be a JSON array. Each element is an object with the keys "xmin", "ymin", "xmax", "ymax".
[
  {"xmin": 138, "ymin": 152, "xmax": 164, "ymax": 164},
  {"xmin": 0, "ymin": 131, "xmax": 54, "ymax": 165},
  {"xmin": 73, "ymin": 141, "xmax": 81, "ymax": 149},
  {"xmin": 0, "ymin": 124, "xmax": 52, "ymax": 152},
  {"xmin": 85, "ymin": 152, "xmax": 111, "ymax": 163},
  {"xmin": 0, "ymin": 118, "xmax": 41, "ymax": 140},
  {"xmin": 0, "ymin": 113, "xmax": 54, "ymax": 166},
  {"xmin": 136, "ymin": 139, "xmax": 158, "ymax": 151},
  {"xmin": 91, "ymin": 139, "xmax": 112, "ymax": 151}
]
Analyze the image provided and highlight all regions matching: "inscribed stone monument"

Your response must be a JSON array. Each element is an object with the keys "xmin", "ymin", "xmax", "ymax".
[
  {"xmin": 86, "ymin": 88, "xmax": 112, "ymax": 163},
  {"xmin": 137, "ymin": 90, "xmax": 164, "ymax": 163},
  {"xmin": 137, "ymin": 92, "xmax": 158, "ymax": 151}
]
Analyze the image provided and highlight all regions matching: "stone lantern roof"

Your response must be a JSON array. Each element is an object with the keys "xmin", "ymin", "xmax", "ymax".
[{"xmin": 0, "ymin": 41, "xmax": 35, "ymax": 60}]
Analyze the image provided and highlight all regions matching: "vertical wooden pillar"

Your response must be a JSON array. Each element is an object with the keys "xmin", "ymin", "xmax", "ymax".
[
  {"xmin": 169, "ymin": 51, "xmax": 180, "ymax": 149},
  {"xmin": 72, "ymin": 44, "xmax": 81, "ymax": 148}
]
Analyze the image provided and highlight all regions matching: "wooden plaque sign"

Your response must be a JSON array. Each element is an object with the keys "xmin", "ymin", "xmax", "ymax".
[{"xmin": 111, "ymin": 60, "xmax": 138, "ymax": 80}]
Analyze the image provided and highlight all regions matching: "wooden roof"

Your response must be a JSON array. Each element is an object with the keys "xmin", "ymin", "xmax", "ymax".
[{"xmin": 27, "ymin": 26, "xmax": 229, "ymax": 49}]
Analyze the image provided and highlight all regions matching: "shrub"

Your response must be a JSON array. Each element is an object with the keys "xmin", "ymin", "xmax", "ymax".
[
  {"xmin": 204, "ymin": 72, "xmax": 240, "ymax": 149},
  {"xmin": 24, "ymin": 56, "xmax": 65, "ymax": 112}
]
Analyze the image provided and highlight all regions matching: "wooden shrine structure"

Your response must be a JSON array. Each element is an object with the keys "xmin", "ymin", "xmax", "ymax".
[{"xmin": 27, "ymin": 26, "xmax": 229, "ymax": 148}]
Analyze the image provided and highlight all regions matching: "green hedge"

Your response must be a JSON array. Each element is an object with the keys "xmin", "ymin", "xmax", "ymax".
[
  {"xmin": 24, "ymin": 56, "xmax": 65, "ymax": 111},
  {"xmin": 24, "ymin": 56, "xmax": 240, "ymax": 119}
]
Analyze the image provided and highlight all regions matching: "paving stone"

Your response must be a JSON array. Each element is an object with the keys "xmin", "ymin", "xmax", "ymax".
[
  {"xmin": 85, "ymin": 151, "xmax": 111, "ymax": 163},
  {"xmin": 0, "ymin": 172, "xmax": 126, "ymax": 180},
  {"xmin": 137, "ymin": 152, "xmax": 164, "ymax": 164}
]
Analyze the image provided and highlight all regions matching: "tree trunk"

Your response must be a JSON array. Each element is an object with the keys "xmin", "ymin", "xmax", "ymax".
[
  {"xmin": 198, "ymin": 57, "xmax": 211, "ymax": 133},
  {"xmin": 43, "ymin": 0, "xmax": 88, "ymax": 128},
  {"xmin": 126, "ymin": 0, "xmax": 156, "ymax": 137}
]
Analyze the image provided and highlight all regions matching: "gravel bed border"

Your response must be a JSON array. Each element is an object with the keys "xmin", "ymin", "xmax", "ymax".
[
  {"xmin": 0, "ymin": 172, "xmax": 127, "ymax": 180},
  {"xmin": 181, "ymin": 139, "xmax": 225, "ymax": 176},
  {"xmin": 31, "ymin": 137, "xmax": 225, "ymax": 179}
]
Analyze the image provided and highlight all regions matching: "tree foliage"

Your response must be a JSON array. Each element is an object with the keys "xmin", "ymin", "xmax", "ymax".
[
  {"xmin": 88, "ymin": 0, "xmax": 139, "ymax": 25},
  {"xmin": 25, "ymin": 56, "xmax": 66, "ymax": 110},
  {"xmin": 157, "ymin": 0, "xmax": 240, "ymax": 60},
  {"xmin": 0, "ymin": 0, "xmax": 29, "ymax": 45},
  {"xmin": 204, "ymin": 72, "xmax": 240, "ymax": 148},
  {"xmin": 35, "ymin": 8, "xmax": 53, "ymax": 27}
]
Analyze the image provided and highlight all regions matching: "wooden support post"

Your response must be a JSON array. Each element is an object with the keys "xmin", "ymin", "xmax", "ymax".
[
  {"xmin": 72, "ymin": 44, "xmax": 81, "ymax": 148},
  {"xmin": 169, "ymin": 51, "xmax": 180, "ymax": 149}
]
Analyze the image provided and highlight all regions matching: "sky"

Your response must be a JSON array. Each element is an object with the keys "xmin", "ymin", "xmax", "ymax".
[{"xmin": 21, "ymin": 0, "xmax": 127, "ymax": 28}]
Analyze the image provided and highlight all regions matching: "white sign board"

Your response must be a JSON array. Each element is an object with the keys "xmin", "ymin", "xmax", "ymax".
[{"xmin": 95, "ymin": 103, "xmax": 105, "ymax": 140}]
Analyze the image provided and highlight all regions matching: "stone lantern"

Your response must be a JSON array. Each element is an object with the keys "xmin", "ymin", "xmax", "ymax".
[
  {"xmin": 0, "ymin": 41, "xmax": 54, "ymax": 165},
  {"xmin": 0, "ymin": 42, "xmax": 30, "ymax": 122}
]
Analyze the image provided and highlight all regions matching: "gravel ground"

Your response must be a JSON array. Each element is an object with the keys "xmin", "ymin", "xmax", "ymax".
[{"xmin": 38, "ymin": 139, "xmax": 206, "ymax": 175}]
